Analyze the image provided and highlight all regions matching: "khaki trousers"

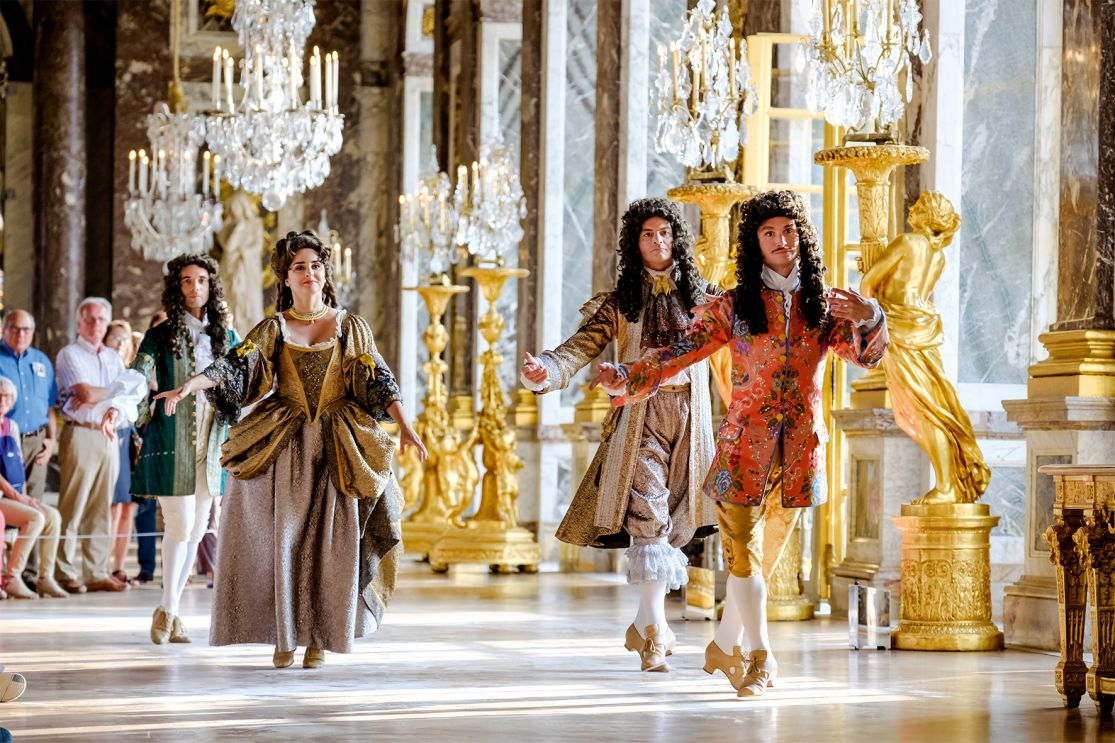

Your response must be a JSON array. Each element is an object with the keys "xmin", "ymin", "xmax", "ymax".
[
  {"xmin": 714, "ymin": 453, "xmax": 802, "ymax": 580},
  {"xmin": 55, "ymin": 424, "xmax": 118, "ymax": 583},
  {"xmin": 19, "ymin": 427, "xmax": 50, "ymax": 579}
]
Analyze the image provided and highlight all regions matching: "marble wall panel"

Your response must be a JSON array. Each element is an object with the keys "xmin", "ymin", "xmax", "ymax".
[
  {"xmin": 517, "ymin": 0, "xmax": 543, "ymax": 379},
  {"xmin": 111, "ymin": 0, "xmax": 172, "ymax": 330},
  {"xmin": 494, "ymin": 36, "xmax": 522, "ymax": 391},
  {"xmin": 592, "ymin": 0, "xmax": 620, "ymax": 291},
  {"xmin": 562, "ymin": 0, "xmax": 599, "ymax": 407},
  {"xmin": 1056, "ymin": 0, "xmax": 1100, "ymax": 328},
  {"xmin": 957, "ymin": 0, "xmax": 1036, "ymax": 385},
  {"xmin": 4, "ymin": 82, "xmax": 34, "ymax": 314}
]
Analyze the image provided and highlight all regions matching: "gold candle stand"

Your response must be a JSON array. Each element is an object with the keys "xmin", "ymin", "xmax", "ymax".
[
  {"xmin": 401, "ymin": 276, "xmax": 473, "ymax": 558},
  {"xmin": 429, "ymin": 263, "xmax": 542, "ymax": 574},
  {"xmin": 814, "ymin": 144, "xmax": 929, "ymax": 408}
]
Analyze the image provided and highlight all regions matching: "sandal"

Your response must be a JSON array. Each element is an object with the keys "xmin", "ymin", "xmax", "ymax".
[{"xmin": 112, "ymin": 570, "xmax": 137, "ymax": 587}]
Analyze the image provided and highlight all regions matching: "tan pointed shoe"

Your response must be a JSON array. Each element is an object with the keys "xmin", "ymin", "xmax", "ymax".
[
  {"xmin": 169, "ymin": 615, "xmax": 191, "ymax": 644},
  {"xmin": 0, "ymin": 672, "xmax": 27, "ymax": 702},
  {"xmin": 703, "ymin": 641, "xmax": 747, "ymax": 691},
  {"xmin": 624, "ymin": 623, "xmax": 676, "ymax": 656},
  {"xmin": 150, "ymin": 607, "xmax": 173, "ymax": 645},
  {"xmin": 639, "ymin": 625, "xmax": 670, "ymax": 672},
  {"xmin": 737, "ymin": 649, "xmax": 777, "ymax": 698},
  {"xmin": 273, "ymin": 648, "xmax": 296, "ymax": 668},
  {"xmin": 36, "ymin": 577, "xmax": 70, "ymax": 599},
  {"xmin": 303, "ymin": 647, "xmax": 325, "ymax": 669}
]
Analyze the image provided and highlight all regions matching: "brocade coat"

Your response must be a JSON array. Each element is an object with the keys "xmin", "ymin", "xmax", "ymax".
[
  {"xmin": 535, "ymin": 283, "xmax": 718, "ymax": 549},
  {"xmin": 617, "ymin": 288, "xmax": 889, "ymax": 508},
  {"xmin": 131, "ymin": 321, "xmax": 240, "ymax": 498}
]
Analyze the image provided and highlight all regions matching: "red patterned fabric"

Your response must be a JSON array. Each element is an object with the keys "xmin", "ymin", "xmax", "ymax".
[{"xmin": 615, "ymin": 288, "xmax": 888, "ymax": 507}]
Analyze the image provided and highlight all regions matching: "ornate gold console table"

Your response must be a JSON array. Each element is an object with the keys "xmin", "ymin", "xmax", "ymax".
[{"xmin": 1040, "ymin": 465, "xmax": 1115, "ymax": 715}]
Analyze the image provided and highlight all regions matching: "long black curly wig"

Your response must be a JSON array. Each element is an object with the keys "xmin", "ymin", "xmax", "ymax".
[
  {"xmin": 615, "ymin": 197, "xmax": 705, "ymax": 323},
  {"xmin": 272, "ymin": 230, "xmax": 339, "ymax": 313},
  {"xmin": 732, "ymin": 190, "xmax": 829, "ymax": 335},
  {"xmin": 162, "ymin": 253, "xmax": 233, "ymax": 359}
]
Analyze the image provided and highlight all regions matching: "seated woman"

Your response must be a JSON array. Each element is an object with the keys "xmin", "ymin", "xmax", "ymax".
[{"xmin": 592, "ymin": 191, "xmax": 888, "ymax": 698}]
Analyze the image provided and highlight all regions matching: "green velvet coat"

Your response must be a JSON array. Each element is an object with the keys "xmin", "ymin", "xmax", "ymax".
[{"xmin": 130, "ymin": 321, "xmax": 240, "ymax": 498}]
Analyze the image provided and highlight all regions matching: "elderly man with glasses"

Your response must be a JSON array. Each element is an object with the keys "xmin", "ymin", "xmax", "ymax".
[{"xmin": 0, "ymin": 310, "xmax": 67, "ymax": 597}]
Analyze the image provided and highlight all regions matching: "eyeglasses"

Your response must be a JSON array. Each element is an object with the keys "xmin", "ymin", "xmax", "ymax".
[{"xmin": 4, "ymin": 326, "xmax": 34, "ymax": 334}]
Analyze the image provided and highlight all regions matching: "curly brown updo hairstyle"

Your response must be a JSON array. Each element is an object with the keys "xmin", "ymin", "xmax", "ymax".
[
  {"xmin": 615, "ymin": 197, "xmax": 705, "ymax": 323},
  {"xmin": 271, "ymin": 230, "xmax": 339, "ymax": 313},
  {"xmin": 732, "ymin": 190, "xmax": 829, "ymax": 335},
  {"xmin": 162, "ymin": 253, "xmax": 233, "ymax": 359}
]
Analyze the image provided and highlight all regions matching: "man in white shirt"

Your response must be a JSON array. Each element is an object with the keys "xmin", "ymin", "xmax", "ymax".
[{"xmin": 53, "ymin": 297, "xmax": 146, "ymax": 593}]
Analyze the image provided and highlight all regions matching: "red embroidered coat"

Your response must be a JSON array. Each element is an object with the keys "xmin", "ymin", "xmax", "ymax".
[{"xmin": 615, "ymin": 288, "xmax": 889, "ymax": 508}]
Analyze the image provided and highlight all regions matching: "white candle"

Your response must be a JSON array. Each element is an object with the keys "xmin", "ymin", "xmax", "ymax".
[
  {"xmin": 212, "ymin": 154, "xmax": 221, "ymax": 194},
  {"xmin": 157, "ymin": 149, "xmax": 167, "ymax": 198},
  {"xmin": 128, "ymin": 150, "xmax": 136, "ymax": 194},
  {"xmin": 332, "ymin": 52, "xmax": 340, "ymax": 111},
  {"xmin": 202, "ymin": 151, "xmax": 211, "ymax": 197},
  {"xmin": 324, "ymin": 52, "xmax": 333, "ymax": 111},
  {"xmin": 344, "ymin": 246, "xmax": 352, "ymax": 282},
  {"xmin": 312, "ymin": 46, "xmax": 322, "ymax": 107},
  {"xmin": 254, "ymin": 45, "xmax": 264, "ymax": 105},
  {"xmin": 139, "ymin": 151, "xmax": 148, "ymax": 193},
  {"xmin": 223, "ymin": 51, "xmax": 234, "ymax": 112},
  {"xmin": 212, "ymin": 47, "xmax": 221, "ymax": 110}
]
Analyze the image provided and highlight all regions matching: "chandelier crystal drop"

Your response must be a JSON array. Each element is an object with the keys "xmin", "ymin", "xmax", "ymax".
[
  {"xmin": 802, "ymin": 0, "xmax": 931, "ymax": 139},
  {"xmin": 652, "ymin": 0, "xmax": 757, "ymax": 174},
  {"xmin": 203, "ymin": 0, "xmax": 344, "ymax": 212},
  {"xmin": 124, "ymin": 110, "xmax": 223, "ymax": 263}
]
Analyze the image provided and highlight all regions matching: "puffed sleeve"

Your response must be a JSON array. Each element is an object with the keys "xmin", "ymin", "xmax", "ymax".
[
  {"xmin": 342, "ymin": 314, "xmax": 401, "ymax": 422},
  {"xmin": 201, "ymin": 316, "xmax": 281, "ymax": 423}
]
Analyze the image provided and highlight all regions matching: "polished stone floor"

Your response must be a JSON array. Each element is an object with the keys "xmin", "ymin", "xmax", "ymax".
[{"xmin": 0, "ymin": 562, "xmax": 1108, "ymax": 742}]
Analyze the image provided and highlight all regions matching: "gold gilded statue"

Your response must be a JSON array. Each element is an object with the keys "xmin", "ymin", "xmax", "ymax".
[{"xmin": 859, "ymin": 192, "xmax": 990, "ymax": 504}]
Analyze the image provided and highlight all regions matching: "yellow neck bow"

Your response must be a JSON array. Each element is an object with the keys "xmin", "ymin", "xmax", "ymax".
[{"xmin": 651, "ymin": 274, "xmax": 672, "ymax": 296}]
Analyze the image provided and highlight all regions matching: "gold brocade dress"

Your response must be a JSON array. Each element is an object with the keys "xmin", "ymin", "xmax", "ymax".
[{"xmin": 204, "ymin": 310, "xmax": 403, "ymax": 654}]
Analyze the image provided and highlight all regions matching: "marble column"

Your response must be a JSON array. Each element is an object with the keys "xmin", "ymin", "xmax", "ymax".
[
  {"xmin": 111, "ymin": 0, "xmax": 171, "ymax": 330},
  {"xmin": 517, "ymin": 0, "xmax": 542, "ymax": 370},
  {"xmin": 1002, "ymin": 0, "xmax": 1115, "ymax": 650},
  {"xmin": 34, "ymin": 2, "xmax": 87, "ymax": 357},
  {"xmin": 591, "ymin": 0, "xmax": 622, "ymax": 288}
]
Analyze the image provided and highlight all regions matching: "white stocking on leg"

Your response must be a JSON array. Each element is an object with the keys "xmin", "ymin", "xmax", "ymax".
[
  {"xmin": 737, "ymin": 574, "xmax": 771, "ymax": 654},
  {"xmin": 160, "ymin": 539, "xmax": 188, "ymax": 617},
  {"xmin": 633, "ymin": 580, "xmax": 669, "ymax": 637},
  {"xmin": 714, "ymin": 574, "xmax": 746, "ymax": 653},
  {"xmin": 172, "ymin": 542, "xmax": 200, "ymax": 612}
]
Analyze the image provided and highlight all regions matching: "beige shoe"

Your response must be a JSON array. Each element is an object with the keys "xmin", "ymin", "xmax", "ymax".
[
  {"xmin": 624, "ymin": 623, "xmax": 676, "ymax": 656},
  {"xmin": 150, "ymin": 607, "xmax": 173, "ymax": 645},
  {"xmin": 639, "ymin": 625, "xmax": 670, "ymax": 673},
  {"xmin": 737, "ymin": 649, "xmax": 777, "ymax": 698},
  {"xmin": 169, "ymin": 615, "xmax": 191, "ymax": 644},
  {"xmin": 703, "ymin": 641, "xmax": 747, "ymax": 691},
  {"xmin": 0, "ymin": 672, "xmax": 27, "ymax": 702},
  {"xmin": 37, "ymin": 577, "xmax": 69, "ymax": 599},
  {"xmin": 303, "ymin": 647, "xmax": 325, "ymax": 669},
  {"xmin": 3, "ymin": 574, "xmax": 38, "ymax": 600},
  {"xmin": 273, "ymin": 648, "xmax": 296, "ymax": 668}
]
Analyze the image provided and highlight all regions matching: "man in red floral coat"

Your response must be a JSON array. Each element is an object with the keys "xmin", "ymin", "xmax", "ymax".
[{"xmin": 594, "ymin": 190, "xmax": 888, "ymax": 699}]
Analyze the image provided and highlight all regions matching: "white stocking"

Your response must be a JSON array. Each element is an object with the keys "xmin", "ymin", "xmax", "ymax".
[
  {"xmin": 633, "ymin": 580, "xmax": 669, "ymax": 637},
  {"xmin": 160, "ymin": 539, "xmax": 188, "ymax": 617},
  {"xmin": 736, "ymin": 574, "xmax": 771, "ymax": 654},
  {"xmin": 172, "ymin": 541, "xmax": 201, "ymax": 610},
  {"xmin": 714, "ymin": 574, "xmax": 746, "ymax": 653}
]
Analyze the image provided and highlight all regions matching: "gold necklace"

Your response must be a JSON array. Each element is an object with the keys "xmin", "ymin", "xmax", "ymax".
[{"xmin": 287, "ymin": 305, "xmax": 330, "ymax": 322}]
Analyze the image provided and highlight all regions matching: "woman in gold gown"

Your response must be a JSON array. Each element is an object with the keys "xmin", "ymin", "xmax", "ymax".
[{"xmin": 158, "ymin": 231, "xmax": 426, "ymax": 669}]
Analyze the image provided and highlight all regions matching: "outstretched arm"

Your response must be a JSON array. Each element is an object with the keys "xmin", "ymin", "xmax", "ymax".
[{"xmin": 521, "ymin": 292, "xmax": 617, "ymax": 393}]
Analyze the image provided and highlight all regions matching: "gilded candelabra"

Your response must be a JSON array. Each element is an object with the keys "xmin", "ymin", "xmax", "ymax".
[
  {"xmin": 429, "ymin": 261, "xmax": 541, "ymax": 573},
  {"xmin": 400, "ymin": 274, "xmax": 474, "ymax": 558}
]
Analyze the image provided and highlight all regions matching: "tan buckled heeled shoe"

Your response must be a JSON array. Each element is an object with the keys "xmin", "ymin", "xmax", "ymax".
[
  {"xmin": 150, "ymin": 607, "xmax": 173, "ymax": 645},
  {"xmin": 303, "ymin": 647, "xmax": 325, "ymax": 669},
  {"xmin": 703, "ymin": 641, "xmax": 747, "ymax": 691},
  {"xmin": 737, "ymin": 649, "xmax": 777, "ymax": 698},
  {"xmin": 273, "ymin": 648, "xmax": 296, "ymax": 669},
  {"xmin": 638, "ymin": 625, "xmax": 670, "ymax": 673},
  {"xmin": 169, "ymin": 615, "xmax": 191, "ymax": 644},
  {"xmin": 624, "ymin": 623, "xmax": 676, "ymax": 656}
]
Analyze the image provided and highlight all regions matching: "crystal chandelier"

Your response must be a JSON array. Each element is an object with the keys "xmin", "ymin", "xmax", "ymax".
[
  {"xmin": 802, "ymin": 0, "xmax": 932, "ymax": 140},
  {"xmin": 203, "ymin": 0, "xmax": 343, "ymax": 211},
  {"xmin": 397, "ymin": 144, "xmax": 527, "ymax": 273},
  {"xmin": 124, "ymin": 0, "xmax": 221, "ymax": 262},
  {"xmin": 652, "ymin": 0, "xmax": 757, "ymax": 175}
]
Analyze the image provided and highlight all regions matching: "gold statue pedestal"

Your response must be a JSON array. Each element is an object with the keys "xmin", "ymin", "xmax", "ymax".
[
  {"xmin": 429, "ymin": 520, "xmax": 542, "ymax": 574},
  {"xmin": 766, "ymin": 522, "xmax": 815, "ymax": 621},
  {"xmin": 891, "ymin": 502, "xmax": 1004, "ymax": 651}
]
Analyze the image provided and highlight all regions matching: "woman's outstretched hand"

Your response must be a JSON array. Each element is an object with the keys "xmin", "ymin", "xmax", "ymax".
[
  {"xmin": 399, "ymin": 426, "xmax": 428, "ymax": 462},
  {"xmin": 154, "ymin": 384, "xmax": 191, "ymax": 416},
  {"xmin": 828, "ymin": 287, "xmax": 875, "ymax": 323}
]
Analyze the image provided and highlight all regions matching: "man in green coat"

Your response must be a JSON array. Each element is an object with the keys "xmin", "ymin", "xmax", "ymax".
[{"xmin": 131, "ymin": 254, "xmax": 240, "ymax": 645}]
